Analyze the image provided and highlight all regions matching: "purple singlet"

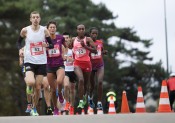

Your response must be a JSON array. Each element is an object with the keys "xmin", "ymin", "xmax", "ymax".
[{"xmin": 46, "ymin": 35, "xmax": 65, "ymax": 67}]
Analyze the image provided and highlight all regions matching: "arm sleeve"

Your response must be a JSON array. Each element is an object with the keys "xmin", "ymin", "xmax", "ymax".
[
  {"xmin": 16, "ymin": 36, "xmax": 24, "ymax": 50},
  {"xmin": 46, "ymin": 37, "xmax": 54, "ymax": 49}
]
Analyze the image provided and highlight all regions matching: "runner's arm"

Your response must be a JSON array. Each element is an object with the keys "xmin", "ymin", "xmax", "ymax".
[
  {"xmin": 16, "ymin": 28, "xmax": 26, "ymax": 50},
  {"xmin": 44, "ymin": 29, "xmax": 54, "ymax": 49},
  {"xmin": 17, "ymin": 28, "xmax": 26, "ymax": 57},
  {"xmin": 68, "ymin": 37, "xmax": 75, "ymax": 49},
  {"xmin": 102, "ymin": 46, "xmax": 108, "ymax": 55},
  {"xmin": 62, "ymin": 45, "xmax": 67, "ymax": 61},
  {"xmin": 82, "ymin": 37, "xmax": 97, "ymax": 53},
  {"xmin": 62, "ymin": 36, "xmax": 68, "ymax": 59}
]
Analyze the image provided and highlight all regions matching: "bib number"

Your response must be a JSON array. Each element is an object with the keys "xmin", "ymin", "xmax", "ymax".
[
  {"xmin": 75, "ymin": 48, "xmax": 86, "ymax": 57},
  {"xmin": 48, "ymin": 45, "xmax": 60, "ymax": 57},
  {"xmin": 65, "ymin": 56, "xmax": 73, "ymax": 66},
  {"xmin": 91, "ymin": 46, "xmax": 101, "ymax": 59},
  {"xmin": 30, "ymin": 42, "xmax": 44, "ymax": 56}
]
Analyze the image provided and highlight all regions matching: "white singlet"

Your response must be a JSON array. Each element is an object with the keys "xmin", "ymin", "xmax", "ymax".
[
  {"xmin": 24, "ymin": 25, "xmax": 47, "ymax": 64},
  {"xmin": 64, "ymin": 49, "xmax": 74, "ymax": 71}
]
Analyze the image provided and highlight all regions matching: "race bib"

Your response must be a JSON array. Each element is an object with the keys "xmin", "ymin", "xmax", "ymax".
[
  {"xmin": 48, "ymin": 45, "xmax": 60, "ymax": 57},
  {"xmin": 91, "ymin": 45, "xmax": 101, "ymax": 59},
  {"xmin": 65, "ymin": 56, "xmax": 73, "ymax": 66},
  {"xmin": 75, "ymin": 47, "xmax": 86, "ymax": 58},
  {"xmin": 30, "ymin": 42, "xmax": 44, "ymax": 56}
]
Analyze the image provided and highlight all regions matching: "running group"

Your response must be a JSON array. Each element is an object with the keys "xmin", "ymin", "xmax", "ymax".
[{"xmin": 17, "ymin": 11, "xmax": 107, "ymax": 116}]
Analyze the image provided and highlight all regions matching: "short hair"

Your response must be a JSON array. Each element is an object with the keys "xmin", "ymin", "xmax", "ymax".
[
  {"xmin": 89, "ymin": 27, "xmax": 98, "ymax": 33},
  {"xmin": 46, "ymin": 21, "xmax": 57, "ymax": 29},
  {"xmin": 62, "ymin": 32, "xmax": 70, "ymax": 36},
  {"xmin": 30, "ymin": 11, "xmax": 40, "ymax": 18},
  {"xmin": 76, "ymin": 24, "xmax": 85, "ymax": 29}
]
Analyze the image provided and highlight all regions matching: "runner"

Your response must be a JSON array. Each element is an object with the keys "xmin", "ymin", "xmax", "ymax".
[
  {"xmin": 70, "ymin": 24, "xmax": 97, "ymax": 111},
  {"xmin": 63, "ymin": 32, "xmax": 76, "ymax": 115},
  {"xmin": 19, "ymin": 46, "xmax": 33, "ymax": 113},
  {"xmin": 19, "ymin": 46, "xmax": 52, "ymax": 115},
  {"xmin": 46, "ymin": 21, "xmax": 67, "ymax": 115},
  {"xmin": 89, "ymin": 27, "xmax": 107, "ymax": 111},
  {"xmin": 167, "ymin": 73, "xmax": 175, "ymax": 111},
  {"xmin": 17, "ymin": 11, "xmax": 54, "ymax": 116},
  {"xmin": 42, "ymin": 76, "xmax": 53, "ymax": 115}
]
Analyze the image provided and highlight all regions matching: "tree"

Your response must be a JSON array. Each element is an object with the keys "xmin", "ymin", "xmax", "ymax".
[{"xmin": 0, "ymin": 0, "xmax": 167, "ymax": 115}]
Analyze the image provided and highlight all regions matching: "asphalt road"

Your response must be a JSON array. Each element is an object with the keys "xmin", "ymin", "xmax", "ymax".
[{"xmin": 0, "ymin": 113, "xmax": 174, "ymax": 123}]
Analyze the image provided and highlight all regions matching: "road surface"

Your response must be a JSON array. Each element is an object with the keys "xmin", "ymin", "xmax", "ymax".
[{"xmin": 0, "ymin": 113, "xmax": 174, "ymax": 123}]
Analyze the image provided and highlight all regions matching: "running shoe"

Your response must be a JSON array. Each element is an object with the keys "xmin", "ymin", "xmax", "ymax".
[
  {"xmin": 46, "ymin": 107, "xmax": 53, "ymax": 115},
  {"xmin": 25, "ymin": 104, "xmax": 32, "ymax": 113},
  {"xmin": 59, "ymin": 99, "xmax": 66, "ymax": 111},
  {"xmin": 30, "ymin": 108, "xmax": 39, "ymax": 116},
  {"xmin": 64, "ymin": 102, "xmax": 70, "ymax": 111},
  {"xmin": 26, "ymin": 86, "xmax": 33, "ymax": 95},
  {"xmin": 97, "ymin": 103, "xmax": 103, "ymax": 110},
  {"xmin": 77, "ymin": 101, "xmax": 84, "ymax": 109},
  {"xmin": 53, "ymin": 107, "xmax": 59, "ymax": 115},
  {"xmin": 83, "ymin": 95, "xmax": 87, "ymax": 106},
  {"xmin": 69, "ymin": 106, "xmax": 74, "ymax": 115},
  {"xmin": 88, "ymin": 96, "xmax": 95, "ymax": 108}
]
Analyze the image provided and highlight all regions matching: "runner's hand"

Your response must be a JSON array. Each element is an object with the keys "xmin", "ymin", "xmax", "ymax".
[
  {"xmin": 80, "ymin": 40, "xmax": 85, "ymax": 47},
  {"xmin": 103, "ymin": 50, "xmax": 108, "ymax": 55},
  {"xmin": 67, "ymin": 56, "xmax": 74, "ymax": 62},
  {"xmin": 19, "ymin": 48, "xmax": 24, "ymax": 57},
  {"xmin": 42, "ymin": 42, "xmax": 49, "ymax": 47}
]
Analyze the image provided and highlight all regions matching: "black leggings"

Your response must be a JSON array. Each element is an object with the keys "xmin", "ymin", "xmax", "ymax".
[{"xmin": 169, "ymin": 90, "xmax": 175, "ymax": 110}]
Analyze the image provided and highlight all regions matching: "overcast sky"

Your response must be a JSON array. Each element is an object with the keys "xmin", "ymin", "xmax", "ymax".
[{"xmin": 92, "ymin": 0, "xmax": 175, "ymax": 72}]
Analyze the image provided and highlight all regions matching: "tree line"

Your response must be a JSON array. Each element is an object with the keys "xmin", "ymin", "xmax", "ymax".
[{"xmin": 0, "ymin": 0, "xmax": 167, "ymax": 115}]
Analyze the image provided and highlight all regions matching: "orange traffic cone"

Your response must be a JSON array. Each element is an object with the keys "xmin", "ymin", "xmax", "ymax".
[
  {"xmin": 121, "ymin": 91, "xmax": 130, "ymax": 113},
  {"xmin": 158, "ymin": 80, "xmax": 171, "ymax": 112},
  {"xmin": 81, "ymin": 109, "xmax": 85, "ymax": 115},
  {"xmin": 87, "ymin": 106, "xmax": 94, "ymax": 115},
  {"xmin": 136, "ymin": 86, "xmax": 146, "ymax": 113},
  {"xmin": 108, "ymin": 96, "xmax": 116, "ymax": 114}
]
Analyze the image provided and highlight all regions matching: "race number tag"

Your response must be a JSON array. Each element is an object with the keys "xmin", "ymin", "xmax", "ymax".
[
  {"xmin": 30, "ymin": 42, "xmax": 44, "ymax": 56},
  {"xmin": 75, "ymin": 47, "xmax": 86, "ymax": 57},
  {"xmin": 65, "ymin": 56, "xmax": 73, "ymax": 66},
  {"xmin": 48, "ymin": 45, "xmax": 60, "ymax": 57},
  {"xmin": 91, "ymin": 45, "xmax": 101, "ymax": 59}
]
